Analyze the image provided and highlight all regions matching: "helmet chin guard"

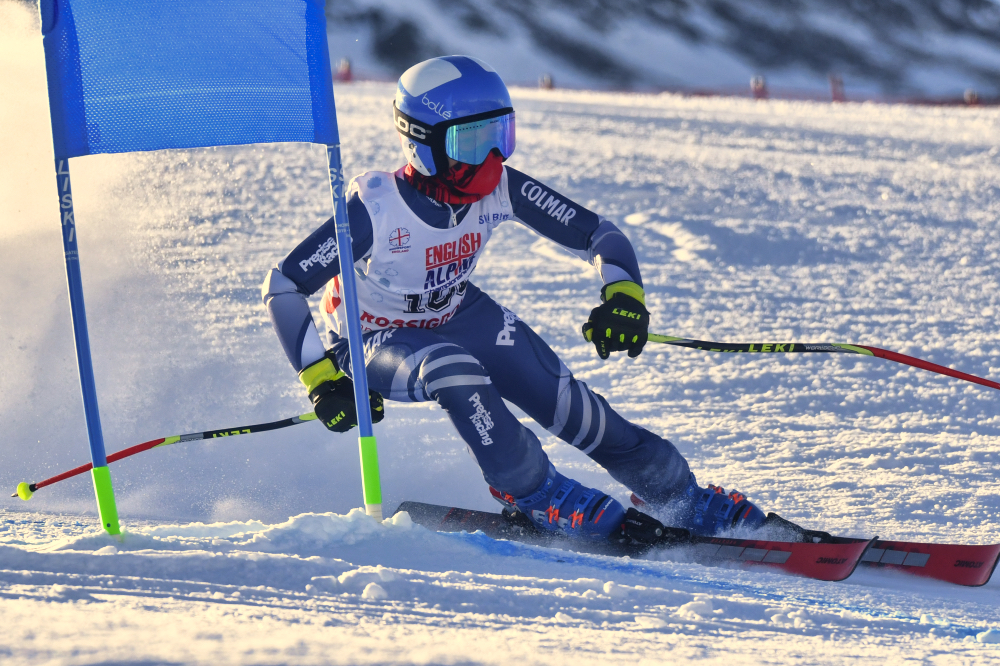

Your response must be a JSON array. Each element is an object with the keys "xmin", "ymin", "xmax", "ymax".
[{"xmin": 394, "ymin": 55, "xmax": 514, "ymax": 176}]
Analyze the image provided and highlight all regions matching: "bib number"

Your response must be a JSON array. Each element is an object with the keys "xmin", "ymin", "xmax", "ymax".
[{"xmin": 404, "ymin": 280, "xmax": 468, "ymax": 314}]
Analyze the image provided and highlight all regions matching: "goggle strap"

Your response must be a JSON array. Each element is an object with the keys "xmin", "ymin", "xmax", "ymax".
[
  {"xmin": 393, "ymin": 106, "xmax": 435, "ymax": 147},
  {"xmin": 393, "ymin": 105, "xmax": 515, "ymax": 144}
]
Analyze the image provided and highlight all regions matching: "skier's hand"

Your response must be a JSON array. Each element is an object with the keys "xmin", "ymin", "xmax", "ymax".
[
  {"xmin": 582, "ymin": 281, "xmax": 649, "ymax": 359},
  {"xmin": 299, "ymin": 357, "xmax": 385, "ymax": 433},
  {"xmin": 310, "ymin": 379, "xmax": 385, "ymax": 433}
]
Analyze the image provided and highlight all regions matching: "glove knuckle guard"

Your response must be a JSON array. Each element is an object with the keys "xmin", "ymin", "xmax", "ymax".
[
  {"xmin": 302, "ymin": 356, "xmax": 386, "ymax": 433},
  {"xmin": 309, "ymin": 377, "xmax": 357, "ymax": 433},
  {"xmin": 584, "ymin": 283, "xmax": 650, "ymax": 359}
]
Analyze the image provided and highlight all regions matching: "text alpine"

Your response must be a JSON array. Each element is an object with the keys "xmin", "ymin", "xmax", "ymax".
[{"xmin": 424, "ymin": 232, "xmax": 482, "ymax": 289}]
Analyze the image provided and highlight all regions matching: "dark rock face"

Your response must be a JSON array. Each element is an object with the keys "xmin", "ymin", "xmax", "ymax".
[
  {"xmin": 700, "ymin": 0, "xmax": 1000, "ymax": 94},
  {"xmin": 326, "ymin": 0, "xmax": 1000, "ymax": 96}
]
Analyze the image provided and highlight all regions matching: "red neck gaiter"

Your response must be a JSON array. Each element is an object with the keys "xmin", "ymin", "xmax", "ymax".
[{"xmin": 402, "ymin": 150, "xmax": 504, "ymax": 204}]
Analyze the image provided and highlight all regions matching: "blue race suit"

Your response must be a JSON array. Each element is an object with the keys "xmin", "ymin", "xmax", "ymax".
[{"xmin": 262, "ymin": 167, "xmax": 691, "ymax": 501}]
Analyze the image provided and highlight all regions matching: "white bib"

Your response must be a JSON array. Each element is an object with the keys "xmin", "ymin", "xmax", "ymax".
[{"xmin": 321, "ymin": 168, "xmax": 513, "ymax": 336}]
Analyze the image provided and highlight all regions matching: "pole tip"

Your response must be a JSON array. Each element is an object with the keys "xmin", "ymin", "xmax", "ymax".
[{"xmin": 15, "ymin": 482, "xmax": 33, "ymax": 501}]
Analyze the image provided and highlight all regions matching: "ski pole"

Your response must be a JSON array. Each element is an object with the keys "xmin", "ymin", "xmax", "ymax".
[
  {"xmin": 12, "ymin": 412, "xmax": 317, "ymax": 500},
  {"xmin": 648, "ymin": 334, "xmax": 999, "ymax": 391}
]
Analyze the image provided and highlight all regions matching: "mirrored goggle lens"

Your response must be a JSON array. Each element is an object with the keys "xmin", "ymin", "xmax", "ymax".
[{"xmin": 444, "ymin": 112, "xmax": 515, "ymax": 164}]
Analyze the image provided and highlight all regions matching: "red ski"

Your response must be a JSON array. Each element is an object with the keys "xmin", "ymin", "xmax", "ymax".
[
  {"xmin": 684, "ymin": 535, "xmax": 872, "ymax": 582},
  {"xmin": 858, "ymin": 538, "xmax": 1000, "ymax": 587},
  {"xmin": 635, "ymin": 498, "xmax": 1000, "ymax": 587},
  {"xmin": 394, "ymin": 501, "xmax": 873, "ymax": 582}
]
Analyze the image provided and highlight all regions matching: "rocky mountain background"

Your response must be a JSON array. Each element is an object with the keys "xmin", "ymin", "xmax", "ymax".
[{"xmin": 325, "ymin": 0, "xmax": 1000, "ymax": 99}]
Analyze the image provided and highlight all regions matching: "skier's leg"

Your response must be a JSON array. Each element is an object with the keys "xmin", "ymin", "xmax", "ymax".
[
  {"xmin": 436, "ymin": 290, "xmax": 768, "ymax": 534},
  {"xmin": 439, "ymin": 286, "xmax": 689, "ymax": 503},
  {"xmin": 329, "ymin": 320, "xmax": 628, "ymax": 539},
  {"xmin": 329, "ymin": 326, "xmax": 548, "ymax": 498}
]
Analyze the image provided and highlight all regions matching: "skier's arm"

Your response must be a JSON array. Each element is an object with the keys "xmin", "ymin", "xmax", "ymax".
[
  {"xmin": 503, "ymin": 166, "xmax": 642, "ymax": 287},
  {"xmin": 261, "ymin": 193, "xmax": 374, "ymax": 372},
  {"xmin": 504, "ymin": 166, "xmax": 648, "ymax": 358}
]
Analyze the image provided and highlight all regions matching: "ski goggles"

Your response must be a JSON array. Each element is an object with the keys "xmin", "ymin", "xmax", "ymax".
[{"xmin": 393, "ymin": 103, "xmax": 516, "ymax": 166}]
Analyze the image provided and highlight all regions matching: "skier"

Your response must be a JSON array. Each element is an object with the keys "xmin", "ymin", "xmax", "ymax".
[{"xmin": 262, "ymin": 55, "xmax": 769, "ymax": 542}]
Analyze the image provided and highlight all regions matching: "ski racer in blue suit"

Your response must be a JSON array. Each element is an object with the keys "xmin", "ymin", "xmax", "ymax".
[{"xmin": 262, "ymin": 56, "xmax": 769, "ymax": 541}]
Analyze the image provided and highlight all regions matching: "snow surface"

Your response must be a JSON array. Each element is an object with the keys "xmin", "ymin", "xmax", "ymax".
[{"xmin": 2, "ymin": 2, "xmax": 1000, "ymax": 663}]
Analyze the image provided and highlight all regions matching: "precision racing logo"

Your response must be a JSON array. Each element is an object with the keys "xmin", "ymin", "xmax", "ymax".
[
  {"xmin": 496, "ymin": 305, "xmax": 518, "ymax": 347},
  {"xmin": 299, "ymin": 237, "xmax": 338, "ymax": 272},
  {"xmin": 468, "ymin": 392, "xmax": 494, "ymax": 446}
]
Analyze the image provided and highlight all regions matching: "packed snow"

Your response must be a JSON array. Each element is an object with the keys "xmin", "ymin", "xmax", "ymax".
[{"xmin": 2, "ymin": 2, "xmax": 999, "ymax": 664}]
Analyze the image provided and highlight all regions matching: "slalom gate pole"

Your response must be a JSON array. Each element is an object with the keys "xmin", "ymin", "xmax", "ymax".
[
  {"xmin": 326, "ymin": 145, "xmax": 383, "ymax": 521},
  {"xmin": 53, "ymin": 160, "xmax": 120, "ymax": 536},
  {"xmin": 38, "ymin": 0, "xmax": 342, "ymax": 530},
  {"xmin": 648, "ymin": 334, "xmax": 1000, "ymax": 391},
  {"xmin": 13, "ymin": 413, "xmax": 318, "ymax": 500}
]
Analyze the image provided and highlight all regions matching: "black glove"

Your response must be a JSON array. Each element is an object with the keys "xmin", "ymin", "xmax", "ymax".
[
  {"xmin": 582, "ymin": 281, "xmax": 649, "ymax": 359},
  {"xmin": 299, "ymin": 356, "xmax": 384, "ymax": 433}
]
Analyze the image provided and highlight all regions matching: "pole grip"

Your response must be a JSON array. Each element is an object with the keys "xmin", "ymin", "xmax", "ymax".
[{"xmin": 326, "ymin": 145, "xmax": 383, "ymax": 520}]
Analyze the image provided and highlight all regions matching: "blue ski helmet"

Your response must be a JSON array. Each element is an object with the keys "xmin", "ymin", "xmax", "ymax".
[{"xmin": 394, "ymin": 55, "xmax": 515, "ymax": 176}]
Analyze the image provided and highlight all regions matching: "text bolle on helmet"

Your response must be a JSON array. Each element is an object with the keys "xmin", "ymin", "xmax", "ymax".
[{"xmin": 394, "ymin": 55, "xmax": 515, "ymax": 177}]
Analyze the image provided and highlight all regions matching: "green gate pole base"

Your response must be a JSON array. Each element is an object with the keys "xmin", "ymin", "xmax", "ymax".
[
  {"xmin": 358, "ymin": 435, "xmax": 383, "ymax": 522},
  {"xmin": 91, "ymin": 466, "xmax": 121, "ymax": 537}
]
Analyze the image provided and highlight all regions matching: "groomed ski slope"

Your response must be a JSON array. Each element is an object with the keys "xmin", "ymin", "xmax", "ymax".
[{"xmin": 2, "ymin": 5, "xmax": 1000, "ymax": 663}]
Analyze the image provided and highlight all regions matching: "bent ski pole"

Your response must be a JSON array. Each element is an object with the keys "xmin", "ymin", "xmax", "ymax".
[
  {"xmin": 648, "ymin": 334, "xmax": 999, "ymax": 391},
  {"xmin": 13, "ymin": 412, "xmax": 317, "ymax": 500}
]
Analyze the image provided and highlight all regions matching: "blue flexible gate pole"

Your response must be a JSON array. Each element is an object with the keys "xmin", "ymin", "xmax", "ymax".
[
  {"xmin": 54, "ymin": 158, "xmax": 121, "ymax": 536},
  {"xmin": 326, "ymin": 145, "xmax": 382, "ymax": 521},
  {"xmin": 39, "ymin": 0, "xmax": 355, "ymax": 526}
]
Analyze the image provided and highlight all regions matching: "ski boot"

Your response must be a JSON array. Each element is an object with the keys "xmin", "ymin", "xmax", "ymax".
[
  {"xmin": 632, "ymin": 474, "xmax": 766, "ymax": 537},
  {"xmin": 490, "ymin": 466, "xmax": 626, "ymax": 540},
  {"xmin": 631, "ymin": 475, "xmax": 837, "ymax": 542},
  {"xmin": 690, "ymin": 479, "xmax": 767, "ymax": 535}
]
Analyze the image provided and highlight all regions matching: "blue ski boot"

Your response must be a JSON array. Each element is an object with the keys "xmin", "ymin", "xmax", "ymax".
[
  {"xmin": 683, "ymin": 474, "xmax": 766, "ymax": 535},
  {"xmin": 490, "ymin": 466, "xmax": 626, "ymax": 540},
  {"xmin": 632, "ymin": 474, "xmax": 766, "ymax": 536}
]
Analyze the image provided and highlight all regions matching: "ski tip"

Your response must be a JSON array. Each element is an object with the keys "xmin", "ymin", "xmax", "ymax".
[
  {"xmin": 795, "ymin": 536, "xmax": 878, "ymax": 582},
  {"xmin": 847, "ymin": 536, "xmax": 879, "ymax": 580},
  {"xmin": 860, "ymin": 538, "xmax": 1000, "ymax": 587}
]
